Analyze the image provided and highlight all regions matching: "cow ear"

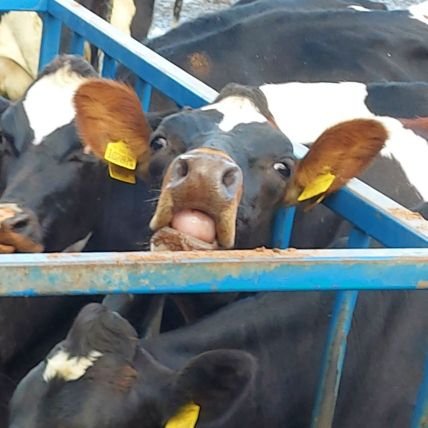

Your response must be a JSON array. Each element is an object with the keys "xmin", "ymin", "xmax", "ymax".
[
  {"xmin": 283, "ymin": 119, "xmax": 388, "ymax": 207},
  {"xmin": 166, "ymin": 350, "xmax": 256, "ymax": 427},
  {"xmin": 73, "ymin": 79, "xmax": 153, "ymax": 181}
]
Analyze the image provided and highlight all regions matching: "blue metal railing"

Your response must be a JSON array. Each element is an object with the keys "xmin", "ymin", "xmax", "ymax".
[{"xmin": 0, "ymin": 1, "xmax": 427, "ymax": 426}]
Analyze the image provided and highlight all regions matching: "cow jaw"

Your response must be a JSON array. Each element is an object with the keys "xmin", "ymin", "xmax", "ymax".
[{"xmin": 150, "ymin": 196, "xmax": 239, "ymax": 251}]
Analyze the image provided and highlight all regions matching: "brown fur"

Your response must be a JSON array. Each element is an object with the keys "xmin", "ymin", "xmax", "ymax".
[
  {"xmin": 73, "ymin": 79, "xmax": 153, "ymax": 178},
  {"xmin": 187, "ymin": 52, "xmax": 212, "ymax": 79},
  {"xmin": 398, "ymin": 117, "xmax": 428, "ymax": 141},
  {"xmin": 284, "ymin": 119, "xmax": 388, "ymax": 206}
]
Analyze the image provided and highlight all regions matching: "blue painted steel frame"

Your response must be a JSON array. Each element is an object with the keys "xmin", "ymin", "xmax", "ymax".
[{"xmin": 1, "ymin": 2, "xmax": 427, "ymax": 426}]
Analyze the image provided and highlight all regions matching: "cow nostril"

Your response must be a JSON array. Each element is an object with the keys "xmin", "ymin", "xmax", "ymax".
[
  {"xmin": 222, "ymin": 167, "xmax": 240, "ymax": 189},
  {"xmin": 4, "ymin": 214, "xmax": 30, "ymax": 232},
  {"xmin": 175, "ymin": 159, "xmax": 189, "ymax": 179}
]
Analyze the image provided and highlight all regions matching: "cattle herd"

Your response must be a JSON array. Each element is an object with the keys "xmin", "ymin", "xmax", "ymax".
[{"xmin": 0, "ymin": 0, "xmax": 427, "ymax": 426}]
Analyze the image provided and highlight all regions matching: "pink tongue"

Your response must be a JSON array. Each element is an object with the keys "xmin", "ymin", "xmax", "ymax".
[{"xmin": 171, "ymin": 209, "xmax": 216, "ymax": 243}]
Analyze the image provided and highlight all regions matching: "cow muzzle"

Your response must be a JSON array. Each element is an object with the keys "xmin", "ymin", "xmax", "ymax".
[
  {"xmin": 0, "ymin": 203, "xmax": 43, "ymax": 253},
  {"xmin": 150, "ymin": 148, "xmax": 243, "ymax": 251}
]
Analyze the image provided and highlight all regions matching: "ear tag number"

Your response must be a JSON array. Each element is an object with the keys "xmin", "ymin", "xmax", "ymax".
[
  {"xmin": 104, "ymin": 141, "xmax": 137, "ymax": 170},
  {"xmin": 108, "ymin": 163, "xmax": 136, "ymax": 184},
  {"xmin": 165, "ymin": 402, "xmax": 200, "ymax": 428},
  {"xmin": 298, "ymin": 171, "xmax": 335, "ymax": 201}
]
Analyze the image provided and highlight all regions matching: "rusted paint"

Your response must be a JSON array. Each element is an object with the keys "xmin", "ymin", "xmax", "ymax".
[
  {"xmin": 0, "ymin": 249, "xmax": 427, "ymax": 296},
  {"xmin": 418, "ymin": 281, "xmax": 428, "ymax": 289}
]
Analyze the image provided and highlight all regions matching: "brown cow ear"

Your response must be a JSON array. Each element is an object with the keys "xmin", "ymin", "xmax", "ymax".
[
  {"xmin": 73, "ymin": 79, "xmax": 152, "ymax": 182},
  {"xmin": 283, "ymin": 119, "xmax": 388, "ymax": 207}
]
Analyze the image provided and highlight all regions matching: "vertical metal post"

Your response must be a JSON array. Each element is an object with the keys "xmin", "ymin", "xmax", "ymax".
[
  {"xmin": 311, "ymin": 228, "xmax": 370, "ymax": 428},
  {"xmin": 271, "ymin": 206, "xmax": 296, "ymax": 249},
  {"xmin": 135, "ymin": 78, "xmax": 153, "ymax": 112},
  {"xmin": 412, "ymin": 355, "xmax": 428, "ymax": 428},
  {"xmin": 70, "ymin": 32, "xmax": 85, "ymax": 56},
  {"xmin": 101, "ymin": 54, "xmax": 117, "ymax": 78},
  {"xmin": 39, "ymin": 12, "xmax": 62, "ymax": 71}
]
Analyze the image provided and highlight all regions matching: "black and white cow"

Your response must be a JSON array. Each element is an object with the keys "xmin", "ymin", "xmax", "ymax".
[
  {"xmin": 9, "ymin": 289, "xmax": 428, "ymax": 427},
  {"xmin": 137, "ymin": 1, "xmax": 428, "ymax": 111}
]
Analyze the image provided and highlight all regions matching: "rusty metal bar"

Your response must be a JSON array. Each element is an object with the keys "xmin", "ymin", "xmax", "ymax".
[{"xmin": 0, "ymin": 249, "xmax": 426, "ymax": 297}]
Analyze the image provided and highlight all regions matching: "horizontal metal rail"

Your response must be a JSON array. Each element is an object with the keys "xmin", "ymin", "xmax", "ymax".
[{"xmin": 0, "ymin": 249, "xmax": 426, "ymax": 296}]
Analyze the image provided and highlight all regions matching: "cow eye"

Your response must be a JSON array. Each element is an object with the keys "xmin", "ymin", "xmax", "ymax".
[
  {"xmin": 150, "ymin": 136, "xmax": 168, "ymax": 151},
  {"xmin": 273, "ymin": 160, "xmax": 293, "ymax": 178}
]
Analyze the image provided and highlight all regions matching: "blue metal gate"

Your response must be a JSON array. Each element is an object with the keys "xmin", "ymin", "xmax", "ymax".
[{"xmin": 1, "ymin": 1, "xmax": 427, "ymax": 426}]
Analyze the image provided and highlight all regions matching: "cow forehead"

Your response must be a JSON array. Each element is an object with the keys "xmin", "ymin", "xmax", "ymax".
[
  {"xmin": 22, "ymin": 65, "xmax": 87, "ymax": 146},
  {"xmin": 201, "ymin": 96, "xmax": 267, "ymax": 132},
  {"xmin": 159, "ymin": 94, "xmax": 293, "ymax": 157}
]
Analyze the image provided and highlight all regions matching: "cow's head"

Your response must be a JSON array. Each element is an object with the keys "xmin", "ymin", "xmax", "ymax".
[
  {"xmin": 0, "ymin": 56, "xmax": 153, "ymax": 253},
  {"xmin": 9, "ymin": 303, "xmax": 257, "ymax": 428},
  {"xmin": 0, "ymin": 77, "xmax": 387, "ymax": 253},
  {"xmin": 76, "ymin": 80, "xmax": 386, "ymax": 250}
]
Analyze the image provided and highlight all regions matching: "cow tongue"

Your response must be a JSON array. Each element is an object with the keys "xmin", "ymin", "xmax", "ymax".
[
  {"xmin": 171, "ymin": 209, "xmax": 216, "ymax": 243},
  {"xmin": 150, "ymin": 209, "xmax": 218, "ymax": 251}
]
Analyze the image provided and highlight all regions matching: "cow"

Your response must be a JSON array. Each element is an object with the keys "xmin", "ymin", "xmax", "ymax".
[
  {"xmin": 132, "ymin": 1, "xmax": 428, "ymax": 111},
  {"xmin": 0, "ymin": 0, "xmax": 156, "ymax": 100},
  {"xmin": 9, "ymin": 289, "xmax": 428, "ymax": 427},
  {"xmin": 1, "ymin": 73, "xmax": 425, "ymax": 254},
  {"xmin": 170, "ymin": 0, "xmax": 387, "ymax": 36}
]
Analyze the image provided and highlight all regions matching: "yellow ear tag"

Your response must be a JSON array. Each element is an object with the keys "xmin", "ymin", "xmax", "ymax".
[
  {"xmin": 108, "ymin": 163, "xmax": 136, "ymax": 184},
  {"xmin": 165, "ymin": 402, "xmax": 200, "ymax": 428},
  {"xmin": 104, "ymin": 141, "xmax": 137, "ymax": 170},
  {"xmin": 297, "ymin": 171, "xmax": 335, "ymax": 202}
]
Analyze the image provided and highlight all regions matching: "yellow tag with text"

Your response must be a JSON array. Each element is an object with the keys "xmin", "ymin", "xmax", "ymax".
[
  {"xmin": 298, "ymin": 171, "xmax": 335, "ymax": 202},
  {"xmin": 104, "ymin": 141, "xmax": 137, "ymax": 170},
  {"xmin": 108, "ymin": 163, "xmax": 136, "ymax": 184},
  {"xmin": 165, "ymin": 402, "xmax": 200, "ymax": 428}
]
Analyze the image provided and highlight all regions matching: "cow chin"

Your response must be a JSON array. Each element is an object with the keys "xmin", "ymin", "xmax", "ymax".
[
  {"xmin": 149, "ymin": 198, "xmax": 239, "ymax": 252},
  {"xmin": 0, "ymin": 229, "xmax": 43, "ymax": 253}
]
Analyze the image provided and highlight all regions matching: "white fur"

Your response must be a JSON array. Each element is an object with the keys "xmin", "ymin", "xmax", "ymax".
[
  {"xmin": 347, "ymin": 5, "xmax": 371, "ymax": 11},
  {"xmin": 261, "ymin": 82, "xmax": 373, "ymax": 142},
  {"xmin": 259, "ymin": 82, "xmax": 428, "ymax": 201},
  {"xmin": 111, "ymin": 0, "xmax": 136, "ymax": 35},
  {"xmin": 43, "ymin": 349, "xmax": 102, "ymax": 382},
  {"xmin": 409, "ymin": 1, "xmax": 428, "ymax": 25},
  {"xmin": 23, "ymin": 66, "xmax": 88, "ymax": 145},
  {"xmin": 201, "ymin": 96, "xmax": 267, "ymax": 132}
]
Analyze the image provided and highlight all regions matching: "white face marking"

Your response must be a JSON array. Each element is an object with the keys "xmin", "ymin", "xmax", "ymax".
[
  {"xmin": 409, "ymin": 0, "xmax": 428, "ymax": 25},
  {"xmin": 110, "ymin": 0, "xmax": 137, "ymax": 35},
  {"xmin": 259, "ymin": 82, "xmax": 428, "ymax": 202},
  {"xmin": 43, "ymin": 349, "xmax": 102, "ymax": 382},
  {"xmin": 23, "ymin": 66, "xmax": 88, "ymax": 145},
  {"xmin": 0, "ymin": 12, "xmax": 42, "ymax": 79},
  {"xmin": 347, "ymin": 5, "xmax": 371, "ymax": 11},
  {"xmin": 201, "ymin": 96, "xmax": 267, "ymax": 132}
]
